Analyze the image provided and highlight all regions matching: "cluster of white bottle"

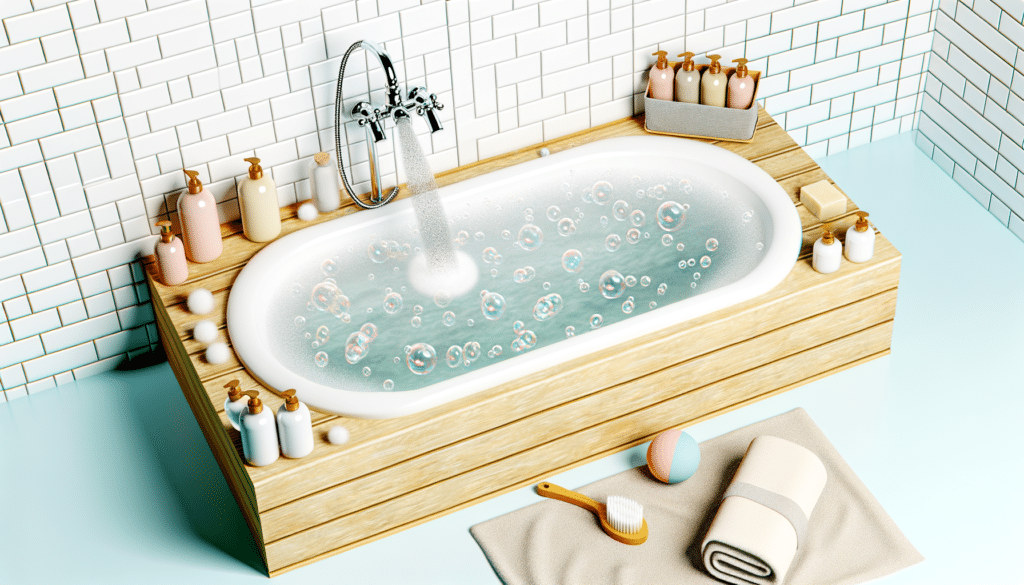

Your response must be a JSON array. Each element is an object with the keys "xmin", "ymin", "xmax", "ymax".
[
  {"xmin": 224, "ymin": 381, "xmax": 315, "ymax": 466},
  {"xmin": 648, "ymin": 52, "xmax": 756, "ymax": 110},
  {"xmin": 812, "ymin": 212, "xmax": 876, "ymax": 274}
]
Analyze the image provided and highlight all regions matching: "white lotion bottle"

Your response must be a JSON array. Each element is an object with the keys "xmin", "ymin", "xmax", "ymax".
[
  {"xmin": 812, "ymin": 228, "xmax": 842, "ymax": 274},
  {"xmin": 277, "ymin": 390, "xmax": 314, "ymax": 459},
  {"xmin": 223, "ymin": 379, "xmax": 247, "ymax": 432},
  {"xmin": 239, "ymin": 391, "xmax": 280, "ymax": 466},
  {"xmin": 844, "ymin": 211, "xmax": 875, "ymax": 263},
  {"xmin": 309, "ymin": 152, "xmax": 341, "ymax": 213}
]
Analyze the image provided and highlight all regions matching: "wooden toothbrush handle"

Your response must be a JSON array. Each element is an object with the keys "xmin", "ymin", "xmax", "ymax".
[{"xmin": 537, "ymin": 482, "xmax": 600, "ymax": 515}]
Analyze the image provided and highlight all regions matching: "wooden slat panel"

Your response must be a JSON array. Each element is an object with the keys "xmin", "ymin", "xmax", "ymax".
[{"xmin": 265, "ymin": 320, "xmax": 894, "ymax": 569}]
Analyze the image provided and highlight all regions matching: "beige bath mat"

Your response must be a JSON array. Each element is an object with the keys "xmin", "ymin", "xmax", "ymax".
[{"xmin": 470, "ymin": 408, "xmax": 922, "ymax": 585}]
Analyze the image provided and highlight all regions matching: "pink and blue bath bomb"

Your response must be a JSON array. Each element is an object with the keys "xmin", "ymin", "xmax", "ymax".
[{"xmin": 647, "ymin": 429, "xmax": 700, "ymax": 484}]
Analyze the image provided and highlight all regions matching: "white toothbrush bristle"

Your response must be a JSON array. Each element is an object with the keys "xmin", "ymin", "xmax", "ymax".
[{"xmin": 606, "ymin": 495, "xmax": 643, "ymax": 534}]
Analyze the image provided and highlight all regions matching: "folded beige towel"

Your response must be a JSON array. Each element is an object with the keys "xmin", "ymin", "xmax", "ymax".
[{"xmin": 702, "ymin": 436, "xmax": 828, "ymax": 585}]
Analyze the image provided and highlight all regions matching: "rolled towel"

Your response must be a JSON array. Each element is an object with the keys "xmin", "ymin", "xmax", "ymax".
[{"xmin": 702, "ymin": 435, "xmax": 827, "ymax": 585}]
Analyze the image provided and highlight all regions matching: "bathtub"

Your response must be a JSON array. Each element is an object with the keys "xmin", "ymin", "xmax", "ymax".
[{"xmin": 227, "ymin": 135, "xmax": 801, "ymax": 419}]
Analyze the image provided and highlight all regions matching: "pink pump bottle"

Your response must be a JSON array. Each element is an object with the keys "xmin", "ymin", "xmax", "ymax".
[
  {"xmin": 727, "ymin": 58, "xmax": 755, "ymax": 109},
  {"xmin": 649, "ymin": 50, "xmax": 675, "ymax": 101},
  {"xmin": 154, "ymin": 220, "xmax": 188, "ymax": 285},
  {"xmin": 177, "ymin": 169, "xmax": 223, "ymax": 263}
]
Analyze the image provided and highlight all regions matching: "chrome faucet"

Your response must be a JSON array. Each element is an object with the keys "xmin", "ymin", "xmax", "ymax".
[{"xmin": 334, "ymin": 40, "xmax": 445, "ymax": 209}]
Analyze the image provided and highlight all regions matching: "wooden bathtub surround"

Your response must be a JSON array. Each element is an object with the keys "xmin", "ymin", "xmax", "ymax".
[{"xmin": 147, "ymin": 109, "xmax": 901, "ymax": 576}]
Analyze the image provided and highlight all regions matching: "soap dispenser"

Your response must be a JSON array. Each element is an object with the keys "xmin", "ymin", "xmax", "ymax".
[
  {"xmin": 277, "ymin": 389, "xmax": 314, "ymax": 459},
  {"xmin": 727, "ymin": 58, "xmax": 755, "ymax": 109},
  {"xmin": 812, "ymin": 226, "xmax": 842, "ymax": 274},
  {"xmin": 239, "ymin": 157, "xmax": 282, "ymax": 243},
  {"xmin": 239, "ymin": 390, "xmax": 280, "ymax": 466},
  {"xmin": 701, "ymin": 54, "xmax": 728, "ymax": 107},
  {"xmin": 309, "ymin": 152, "xmax": 341, "ymax": 213},
  {"xmin": 844, "ymin": 211, "xmax": 875, "ymax": 262},
  {"xmin": 649, "ymin": 51, "xmax": 675, "ymax": 101},
  {"xmin": 674, "ymin": 52, "xmax": 700, "ymax": 104},
  {"xmin": 177, "ymin": 169, "xmax": 223, "ymax": 263},
  {"xmin": 223, "ymin": 379, "xmax": 247, "ymax": 432},
  {"xmin": 154, "ymin": 220, "xmax": 188, "ymax": 285}
]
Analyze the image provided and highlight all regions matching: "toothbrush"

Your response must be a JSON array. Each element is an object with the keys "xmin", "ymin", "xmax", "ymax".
[{"xmin": 536, "ymin": 482, "xmax": 648, "ymax": 545}]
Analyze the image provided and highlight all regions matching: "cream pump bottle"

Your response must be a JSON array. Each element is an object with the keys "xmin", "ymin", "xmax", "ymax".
[
  {"xmin": 727, "ymin": 58, "xmax": 755, "ymax": 109},
  {"xmin": 177, "ymin": 170, "xmax": 223, "ymax": 263},
  {"xmin": 277, "ymin": 390, "xmax": 314, "ymax": 459},
  {"xmin": 674, "ymin": 52, "xmax": 700, "ymax": 104},
  {"xmin": 154, "ymin": 220, "xmax": 188, "ymax": 285},
  {"xmin": 649, "ymin": 50, "xmax": 674, "ymax": 100},
  {"xmin": 223, "ymin": 379, "xmax": 247, "ymax": 432},
  {"xmin": 309, "ymin": 152, "xmax": 341, "ymax": 213},
  {"xmin": 240, "ymin": 390, "xmax": 280, "ymax": 467},
  {"xmin": 701, "ymin": 54, "xmax": 728, "ymax": 107},
  {"xmin": 812, "ymin": 228, "xmax": 842, "ymax": 274},
  {"xmin": 239, "ymin": 157, "xmax": 282, "ymax": 243},
  {"xmin": 844, "ymin": 211, "xmax": 875, "ymax": 262}
]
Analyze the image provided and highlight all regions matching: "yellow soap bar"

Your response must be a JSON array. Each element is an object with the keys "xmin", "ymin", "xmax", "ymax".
[{"xmin": 800, "ymin": 180, "xmax": 847, "ymax": 220}]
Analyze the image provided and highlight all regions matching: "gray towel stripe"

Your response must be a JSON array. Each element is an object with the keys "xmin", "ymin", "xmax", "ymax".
[{"xmin": 723, "ymin": 481, "xmax": 808, "ymax": 548}]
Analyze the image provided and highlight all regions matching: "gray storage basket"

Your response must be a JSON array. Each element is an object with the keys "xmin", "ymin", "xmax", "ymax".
[{"xmin": 644, "ymin": 64, "xmax": 761, "ymax": 143}]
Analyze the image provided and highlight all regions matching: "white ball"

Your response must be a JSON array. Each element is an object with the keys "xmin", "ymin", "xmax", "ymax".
[
  {"xmin": 205, "ymin": 342, "xmax": 230, "ymax": 365},
  {"xmin": 187, "ymin": 288, "xmax": 214, "ymax": 315},
  {"xmin": 327, "ymin": 425, "xmax": 350, "ymax": 445},
  {"xmin": 192, "ymin": 320, "xmax": 217, "ymax": 344},
  {"xmin": 539, "ymin": 147, "xmax": 550, "ymax": 157},
  {"xmin": 298, "ymin": 201, "xmax": 318, "ymax": 221}
]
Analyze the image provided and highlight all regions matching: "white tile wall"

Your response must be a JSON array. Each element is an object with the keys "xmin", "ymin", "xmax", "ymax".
[
  {"xmin": 916, "ymin": 0, "xmax": 1024, "ymax": 243},
  {"xmin": 0, "ymin": 0, "xmax": 940, "ymax": 400}
]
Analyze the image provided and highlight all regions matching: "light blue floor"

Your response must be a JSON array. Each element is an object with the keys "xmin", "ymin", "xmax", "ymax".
[{"xmin": 2, "ymin": 132, "xmax": 1022, "ymax": 584}]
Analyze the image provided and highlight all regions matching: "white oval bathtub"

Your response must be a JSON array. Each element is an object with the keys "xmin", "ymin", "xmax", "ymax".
[{"xmin": 227, "ymin": 136, "xmax": 801, "ymax": 419}]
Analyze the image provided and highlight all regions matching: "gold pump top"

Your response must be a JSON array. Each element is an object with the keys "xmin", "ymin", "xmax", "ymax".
[
  {"xmin": 224, "ymin": 379, "xmax": 243, "ymax": 401},
  {"xmin": 244, "ymin": 157, "xmax": 263, "ymax": 180},
  {"xmin": 707, "ymin": 54, "xmax": 722, "ymax": 74},
  {"xmin": 313, "ymin": 152, "xmax": 331, "ymax": 166},
  {"xmin": 678, "ymin": 51, "xmax": 696, "ymax": 71},
  {"xmin": 242, "ymin": 390, "xmax": 262, "ymax": 414},
  {"xmin": 651, "ymin": 51, "xmax": 669, "ymax": 69},
  {"xmin": 183, "ymin": 169, "xmax": 202, "ymax": 194},
  {"xmin": 282, "ymin": 389, "xmax": 300, "ymax": 411},
  {"xmin": 821, "ymin": 227, "xmax": 836, "ymax": 245},
  {"xmin": 732, "ymin": 58, "xmax": 749, "ymax": 78},
  {"xmin": 855, "ymin": 211, "xmax": 870, "ymax": 232},
  {"xmin": 155, "ymin": 220, "xmax": 174, "ymax": 244}
]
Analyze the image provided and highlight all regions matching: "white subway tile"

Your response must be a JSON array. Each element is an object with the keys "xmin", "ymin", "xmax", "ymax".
[
  {"xmin": 180, "ymin": 135, "xmax": 229, "ymax": 167},
  {"xmin": 103, "ymin": 140, "xmax": 134, "ymax": 178},
  {"xmin": 768, "ymin": 46, "xmax": 816, "ymax": 76},
  {"xmin": 284, "ymin": 34, "xmax": 327, "ymax": 69},
  {"xmin": 75, "ymin": 146, "xmax": 109, "ymax": 184},
  {"xmin": 5, "ymin": 6, "xmax": 72, "ymax": 45},
  {"xmin": 19, "ymin": 56, "xmax": 84, "ymax": 93},
  {"xmin": 227, "ymin": 122, "xmax": 276, "ymax": 153},
  {"xmin": 83, "ymin": 290, "xmax": 114, "ymax": 316},
  {"xmin": 251, "ymin": 0, "xmax": 338, "ymax": 32},
  {"xmin": 68, "ymin": 0, "xmax": 100, "ymax": 28},
  {"xmin": 0, "ymin": 72, "xmax": 23, "ymax": 100},
  {"xmin": 3, "ymin": 296, "xmax": 31, "ymax": 320},
  {"xmin": 516, "ymin": 22, "xmax": 567, "ymax": 56},
  {"xmin": 41, "ymin": 30, "xmax": 79, "ymax": 62},
  {"xmin": 10, "ymin": 308, "xmax": 62, "ymax": 340},
  {"xmin": 118, "ymin": 83, "xmax": 170, "ymax": 116},
  {"xmin": 159, "ymin": 22, "xmax": 214, "ymax": 59},
  {"xmin": 0, "ymin": 227, "xmax": 40, "ymax": 259},
  {"xmin": 59, "ymin": 103, "xmax": 96, "ymax": 131},
  {"xmin": 0, "ymin": 364, "xmax": 28, "ymax": 390},
  {"xmin": 95, "ymin": 0, "xmax": 145, "ymax": 21},
  {"xmin": 542, "ymin": 58, "xmax": 610, "ymax": 97},
  {"xmin": 137, "ymin": 46, "xmax": 216, "ymax": 87},
  {"xmin": 147, "ymin": 92, "xmax": 224, "ymax": 131},
  {"xmin": 0, "ymin": 335, "xmax": 44, "ymax": 369},
  {"xmin": 27, "ymin": 280, "xmax": 81, "ymax": 312},
  {"xmin": 67, "ymin": 231, "xmax": 100, "ymax": 257},
  {"xmin": 222, "ymin": 72, "xmax": 290, "ymax": 109},
  {"xmin": 105, "ymin": 37, "xmax": 161, "ymax": 72},
  {"xmin": 937, "ymin": 13, "xmax": 1011, "ymax": 86},
  {"xmin": 40, "ymin": 311, "xmax": 119, "ymax": 352},
  {"xmin": 22, "ymin": 341, "xmax": 97, "ymax": 382},
  {"xmin": 864, "ymin": 0, "xmax": 910, "ymax": 28},
  {"xmin": 74, "ymin": 18, "xmax": 129, "ymax": 54},
  {"xmin": 0, "ymin": 89, "xmax": 58, "ymax": 123},
  {"xmin": 210, "ymin": 11, "xmax": 255, "ymax": 44},
  {"xmin": 126, "ymin": 0, "xmax": 207, "ymax": 39},
  {"xmin": 84, "ymin": 174, "xmax": 141, "ymax": 207}
]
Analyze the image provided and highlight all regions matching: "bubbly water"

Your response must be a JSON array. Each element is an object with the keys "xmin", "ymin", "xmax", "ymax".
[{"xmin": 268, "ymin": 159, "xmax": 771, "ymax": 393}]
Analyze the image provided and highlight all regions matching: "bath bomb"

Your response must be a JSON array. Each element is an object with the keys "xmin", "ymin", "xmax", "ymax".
[
  {"xmin": 298, "ymin": 201, "xmax": 318, "ymax": 221},
  {"xmin": 647, "ymin": 429, "xmax": 700, "ymax": 484},
  {"xmin": 205, "ymin": 342, "xmax": 230, "ymax": 365},
  {"xmin": 327, "ymin": 425, "xmax": 350, "ymax": 445},
  {"xmin": 187, "ymin": 288, "xmax": 214, "ymax": 315},
  {"xmin": 192, "ymin": 320, "xmax": 217, "ymax": 344}
]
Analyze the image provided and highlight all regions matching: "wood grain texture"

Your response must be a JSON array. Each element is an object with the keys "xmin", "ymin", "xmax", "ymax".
[{"xmin": 146, "ymin": 109, "xmax": 901, "ymax": 575}]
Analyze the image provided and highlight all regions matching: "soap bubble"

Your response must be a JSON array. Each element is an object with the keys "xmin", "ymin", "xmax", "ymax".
[
  {"xmin": 629, "ymin": 210, "xmax": 646, "ymax": 227},
  {"xmin": 493, "ymin": 254, "xmax": 503, "ymax": 265},
  {"xmin": 410, "ymin": 316, "xmax": 422, "ymax": 327},
  {"xmin": 386, "ymin": 240, "xmax": 403, "ymax": 259},
  {"xmin": 693, "ymin": 272, "xmax": 701, "ymax": 280},
  {"xmin": 412, "ymin": 305, "xmax": 423, "ymax": 315},
  {"xmin": 482, "ymin": 247, "xmax": 499, "ymax": 263},
  {"xmin": 446, "ymin": 345, "xmax": 463, "ymax": 368},
  {"xmin": 501, "ymin": 229, "xmax": 512, "ymax": 240},
  {"xmin": 490, "ymin": 268, "xmax": 499, "ymax": 277},
  {"xmin": 542, "ymin": 282, "xmax": 551, "ymax": 290},
  {"xmin": 590, "ymin": 314, "xmax": 603, "ymax": 328},
  {"xmin": 383, "ymin": 379, "xmax": 394, "ymax": 390},
  {"xmin": 490, "ymin": 345, "xmax": 503, "ymax": 357},
  {"xmin": 291, "ymin": 283, "xmax": 303, "ymax": 296},
  {"xmin": 321, "ymin": 259, "xmax": 337, "ymax": 276},
  {"xmin": 315, "ymin": 325, "xmax": 330, "ymax": 344},
  {"xmin": 691, "ymin": 281, "xmax": 697, "ymax": 288},
  {"xmin": 565, "ymin": 326, "xmax": 575, "ymax": 338},
  {"xmin": 406, "ymin": 343, "xmax": 437, "ymax": 375},
  {"xmin": 591, "ymin": 180, "xmax": 613, "ymax": 205},
  {"xmin": 518, "ymin": 224, "xmax": 543, "ymax": 251},
  {"xmin": 362, "ymin": 366, "xmax": 371, "ymax": 377},
  {"xmin": 742, "ymin": 210, "xmax": 753, "ymax": 222},
  {"xmin": 433, "ymin": 290, "xmax": 452, "ymax": 308},
  {"xmin": 546, "ymin": 205, "xmax": 561, "ymax": 221},
  {"xmin": 622, "ymin": 298, "xmax": 634, "ymax": 313},
  {"xmin": 513, "ymin": 320, "xmax": 525, "ymax": 335},
  {"xmin": 314, "ymin": 352, "xmax": 328, "ymax": 367},
  {"xmin": 650, "ymin": 301, "xmax": 657, "ymax": 309},
  {"xmin": 700, "ymin": 255, "xmax": 712, "ymax": 268},
  {"xmin": 678, "ymin": 260, "xmax": 687, "ymax": 269},
  {"xmin": 345, "ymin": 331, "xmax": 372, "ymax": 364},
  {"xmin": 513, "ymin": 266, "xmax": 536, "ymax": 283},
  {"xmin": 463, "ymin": 341, "xmax": 481, "ymax": 365},
  {"xmin": 556, "ymin": 217, "xmax": 576, "ymax": 236},
  {"xmin": 706, "ymin": 238, "xmax": 719, "ymax": 251},
  {"xmin": 310, "ymin": 282, "xmax": 342, "ymax": 312},
  {"xmin": 467, "ymin": 318, "xmax": 475, "ymax": 326},
  {"xmin": 520, "ymin": 330, "xmax": 537, "ymax": 348},
  {"xmin": 677, "ymin": 243, "xmax": 685, "ymax": 251},
  {"xmin": 598, "ymin": 270, "xmax": 626, "ymax": 299},
  {"xmin": 650, "ymin": 184, "xmax": 667, "ymax": 199},
  {"xmin": 512, "ymin": 338, "xmax": 526, "ymax": 353},
  {"xmin": 533, "ymin": 293, "xmax": 563, "ymax": 321},
  {"xmin": 524, "ymin": 207, "xmax": 533, "ymax": 219},
  {"xmin": 367, "ymin": 240, "xmax": 389, "ymax": 263},
  {"xmin": 294, "ymin": 316, "xmax": 305, "ymax": 327},
  {"xmin": 474, "ymin": 231, "xmax": 485, "ymax": 241},
  {"xmin": 756, "ymin": 242, "xmax": 764, "ymax": 250},
  {"xmin": 561, "ymin": 249, "xmax": 584, "ymax": 273},
  {"xmin": 383, "ymin": 292, "xmax": 403, "ymax": 314},
  {"xmin": 688, "ymin": 258, "xmax": 696, "ymax": 267},
  {"xmin": 661, "ymin": 234, "xmax": 673, "ymax": 246},
  {"xmin": 599, "ymin": 215, "xmax": 609, "ymax": 227},
  {"xmin": 612, "ymin": 200, "xmax": 629, "ymax": 221},
  {"xmin": 626, "ymin": 229, "xmax": 640, "ymax": 244},
  {"xmin": 326, "ymin": 293, "xmax": 350, "ymax": 317},
  {"xmin": 455, "ymin": 230, "xmax": 469, "ymax": 246},
  {"xmin": 360, "ymin": 323, "xmax": 377, "ymax": 341},
  {"xmin": 640, "ymin": 276, "xmax": 651, "ymax": 286},
  {"xmin": 605, "ymin": 234, "xmax": 621, "ymax": 252},
  {"xmin": 657, "ymin": 201, "xmax": 686, "ymax": 231},
  {"xmin": 657, "ymin": 283, "xmax": 668, "ymax": 295},
  {"xmin": 481, "ymin": 291, "xmax": 506, "ymax": 320},
  {"xmin": 579, "ymin": 282, "xmax": 590, "ymax": 293},
  {"xmin": 625, "ymin": 275, "xmax": 637, "ymax": 287},
  {"xmin": 442, "ymin": 311, "xmax": 456, "ymax": 327}
]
